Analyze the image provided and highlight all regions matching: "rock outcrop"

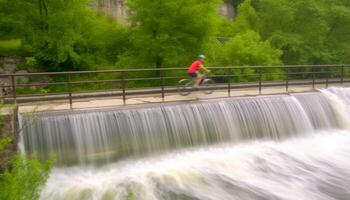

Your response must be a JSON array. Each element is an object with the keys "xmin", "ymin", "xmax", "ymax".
[{"xmin": 92, "ymin": 0, "xmax": 235, "ymax": 22}]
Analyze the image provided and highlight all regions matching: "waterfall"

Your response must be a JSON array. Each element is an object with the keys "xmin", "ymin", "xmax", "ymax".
[
  {"xmin": 20, "ymin": 92, "xmax": 339, "ymax": 165},
  {"xmin": 19, "ymin": 86, "xmax": 350, "ymax": 200}
]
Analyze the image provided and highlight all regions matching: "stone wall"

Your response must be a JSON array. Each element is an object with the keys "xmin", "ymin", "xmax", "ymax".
[
  {"xmin": 220, "ymin": 2, "xmax": 236, "ymax": 19},
  {"xmin": 0, "ymin": 56, "xmax": 24, "ymax": 97},
  {"xmin": 0, "ymin": 56, "xmax": 50, "ymax": 99},
  {"xmin": 92, "ymin": 0, "xmax": 235, "ymax": 22},
  {"xmin": 0, "ymin": 106, "xmax": 18, "ymax": 172},
  {"xmin": 91, "ymin": 0, "xmax": 128, "ymax": 23},
  {"xmin": 0, "ymin": 56, "xmax": 22, "ymax": 74}
]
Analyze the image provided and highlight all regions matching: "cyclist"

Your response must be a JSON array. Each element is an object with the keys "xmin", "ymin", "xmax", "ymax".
[{"xmin": 187, "ymin": 54, "xmax": 211, "ymax": 87}]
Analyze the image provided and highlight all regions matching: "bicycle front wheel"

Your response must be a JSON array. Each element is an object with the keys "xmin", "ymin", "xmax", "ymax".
[
  {"xmin": 202, "ymin": 79, "xmax": 215, "ymax": 94},
  {"xmin": 178, "ymin": 79, "xmax": 193, "ymax": 96}
]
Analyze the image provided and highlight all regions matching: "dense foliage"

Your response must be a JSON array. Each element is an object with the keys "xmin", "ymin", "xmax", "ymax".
[
  {"xmin": 117, "ymin": 0, "xmax": 222, "ymax": 69},
  {"xmin": 0, "ymin": 108, "xmax": 53, "ymax": 200},
  {"xmin": 0, "ymin": 151, "xmax": 53, "ymax": 200},
  {"xmin": 229, "ymin": 0, "xmax": 350, "ymax": 65},
  {"xmin": 0, "ymin": 0, "xmax": 130, "ymax": 71},
  {"xmin": 0, "ymin": 0, "xmax": 349, "ymax": 70}
]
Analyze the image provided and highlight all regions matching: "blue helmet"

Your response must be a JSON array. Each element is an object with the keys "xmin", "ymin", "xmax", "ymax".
[{"xmin": 198, "ymin": 54, "xmax": 205, "ymax": 59}]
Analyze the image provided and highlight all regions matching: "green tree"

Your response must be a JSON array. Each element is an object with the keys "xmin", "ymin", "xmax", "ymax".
[
  {"xmin": 223, "ymin": 31, "xmax": 282, "ymax": 66},
  {"xmin": 0, "ymin": 0, "xmax": 17, "ymax": 37},
  {"xmin": 234, "ymin": 0, "xmax": 350, "ymax": 65},
  {"xmin": 0, "ymin": 0, "xmax": 130, "ymax": 71},
  {"xmin": 75, "ymin": 15, "xmax": 131, "ymax": 67},
  {"xmin": 204, "ymin": 31, "xmax": 282, "ymax": 81},
  {"xmin": 24, "ymin": 0, "xmax": 98, "ymax": 71},
  {"xmin": 323, "ymin": 4, "xmax": 350, "ymax": 64},
  {"xmin": 119, "ymin": 0, "xmax": 222, "ymax": 69},
  {"xmin": 205, "ymin": 31, "xmax": 282, "ymax": 66}
]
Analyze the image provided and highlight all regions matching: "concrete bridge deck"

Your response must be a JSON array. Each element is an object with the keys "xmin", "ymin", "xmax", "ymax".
[{"xmin": 17, "ymin": 81, "xmax": 350, "ymax": 113}]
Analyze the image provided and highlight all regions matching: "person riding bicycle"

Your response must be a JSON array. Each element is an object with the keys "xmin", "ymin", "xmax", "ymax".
[{"xmin": 187, "ymin": 54, "xmax": 211, "ymax": 87}]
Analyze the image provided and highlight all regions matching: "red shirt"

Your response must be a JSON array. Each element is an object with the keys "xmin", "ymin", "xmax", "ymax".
[{"xmin": 187, "ymin": 60, "xmax": 203, "ymax": 73}]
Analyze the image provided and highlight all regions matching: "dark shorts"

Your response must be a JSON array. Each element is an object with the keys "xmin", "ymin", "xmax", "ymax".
[{"xmin": 188, "ymin": 72, "xmax": 197, "ymax": 78}]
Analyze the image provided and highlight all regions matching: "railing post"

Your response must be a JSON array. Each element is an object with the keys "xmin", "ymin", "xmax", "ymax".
[
  {"xmin": 285, "ymin": 67, "xmax": 289, "ymax": 92},
  {"xmin": 67, "ymin": 74, "xmax": 73, "ymax": 109},
  {"xmin": 11, "ymin": 75, "xmax": 16, "ymax": 105},
  {"xmin": 122, "ymin": 71, "xmax": 126, "ymax": 105},
  {"xmin": 160, "ymin": 69, "xmax": 165, "ymax": 102},
  {"xmin": 326, "ymin": 66, "xmax": 329, "ymax": 88},
  {"xmin": 341, "ymin": 65, "xmax": 344, "ymax": 85},
  {"xmin": 258, "ymin": 68, "xmax": 262, "ymax": 95},
  {"xmin": 0, "ymin": 84, "xmax": 3, "ymax": 104},
  {"xmin": 227, "ymin": 68, "xmax": 231, "ymax": 97},
  {"xmin": 312, "ymin": 66, "xmax": 315, "ymax": 90}
]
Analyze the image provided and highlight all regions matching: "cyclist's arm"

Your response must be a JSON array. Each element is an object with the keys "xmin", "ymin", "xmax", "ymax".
[{"xmin": 199, "ymin": 65, "xmax": 211, "ymax": 73}]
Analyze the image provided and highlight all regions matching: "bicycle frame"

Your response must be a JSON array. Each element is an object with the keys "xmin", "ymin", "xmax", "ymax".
[{"xmin": 178, "ymin": 73, "xmax": 215, "ymax": 96}]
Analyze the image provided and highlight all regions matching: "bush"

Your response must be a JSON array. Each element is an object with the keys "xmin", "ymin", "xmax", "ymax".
[
  {"xmin": 0, "ymin": 109, "xmax": 53, "ymax": 200},
  {"xmin": 0, "ymin": 153, "xmax": 53, "ymax": 200}
]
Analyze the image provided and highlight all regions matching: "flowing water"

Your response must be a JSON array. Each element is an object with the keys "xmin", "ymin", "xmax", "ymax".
[{"xmin": 19, "ymin": 87, "xmax": 350, "ymax": 200}]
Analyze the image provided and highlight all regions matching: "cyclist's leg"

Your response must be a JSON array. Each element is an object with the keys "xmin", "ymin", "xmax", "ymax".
[
  {"xmin": 195, "ymin": 72, "xmax": 204, "ymax": 87},
  {"xmin": 199, "ymin": 75, "xmax": 205, "ymax": 85},
  {"xmin": 188, "ymin": 72, "xmax": 199, "ymax": 87}
]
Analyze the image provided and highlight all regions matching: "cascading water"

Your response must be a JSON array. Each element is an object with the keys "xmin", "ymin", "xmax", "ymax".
[
  {"xmin": 18, "ymin": 87, "xmax": 350, "ymax": 200},
  {"xmin": 40, "ymin": 131, "xmax": 350, "ymax": 200},
  {"xmin": 20, "ymin": 93, "xmax": 337, "ymax": 165}
]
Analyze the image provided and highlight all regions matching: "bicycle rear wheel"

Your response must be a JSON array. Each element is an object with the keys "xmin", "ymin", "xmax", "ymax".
[
  {"xmin": 178, "ymin": 79, "xmax": 193, "ymax": 96},
  {"xmin": 202, "ymin": 79, "xmax": 215, "ymax": 94}
]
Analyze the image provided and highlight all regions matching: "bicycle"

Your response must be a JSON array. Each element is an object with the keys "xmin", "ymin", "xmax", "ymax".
[{"xmin": 177, "ymin": 73, "xmax": 216, "ymax": 96}]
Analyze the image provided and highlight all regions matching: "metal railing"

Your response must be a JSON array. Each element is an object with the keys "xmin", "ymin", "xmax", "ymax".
[{"xmin": 0, "ymin": 64, "xmax": 349, "ymax": 107}]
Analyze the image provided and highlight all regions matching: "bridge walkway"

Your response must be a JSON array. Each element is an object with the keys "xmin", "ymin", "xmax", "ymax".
[{"xmin": 18, "ymin": 81, "xmax": 350, "ymax": 113}]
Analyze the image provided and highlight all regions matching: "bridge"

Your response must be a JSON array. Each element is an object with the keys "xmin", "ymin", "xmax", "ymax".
[{"xmin": 0, "ymin": 64, "xmax": 349, "ymax": 113}]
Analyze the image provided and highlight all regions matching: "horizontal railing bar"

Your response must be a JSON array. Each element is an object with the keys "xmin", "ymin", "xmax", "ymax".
[
  {"xmin": 12, "ymin": 71, "xmax": 342, "ymax": 88},
  {"xmin": 2, "ymin": 64, "xmax": 349, "ymax": 105},
  {"xmin": 5, "ymin": 79, "xmax": 350, "ymax": 103},
  {"xmin": 15, "ymin": 82, "xmax": 68, "ymax": 87},
  {"xmin": 63, "ymin": 79, "xmax": 122, "ymax": 85},
  {"xmin": 10, "ymin": 74, "xmax": 348, "ymax": 89},
  {"xmin": 13, "ymin": 92, "xmax": 70, "ymax": 98},
  {"xmin": 0, "ymin": 64, "xmax": 349, "ymax": 77}
]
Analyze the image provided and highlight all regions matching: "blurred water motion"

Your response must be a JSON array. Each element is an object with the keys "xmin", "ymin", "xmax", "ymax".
[{"xmin": 18, "ymin": 87, "xmax": 350, "ymax": 199}]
